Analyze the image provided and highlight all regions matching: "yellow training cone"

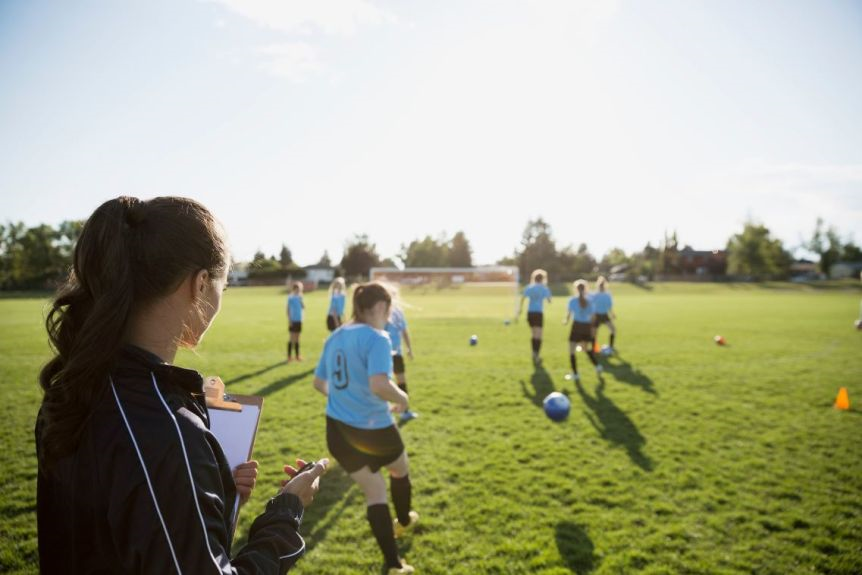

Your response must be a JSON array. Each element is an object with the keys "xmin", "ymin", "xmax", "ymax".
[{"xmin": 834, "ymin": 387, "xmax": 850, "ymax": 411}]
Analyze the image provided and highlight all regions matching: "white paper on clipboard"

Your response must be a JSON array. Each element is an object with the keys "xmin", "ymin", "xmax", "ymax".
[{"xmin": 205, "ymin": 377, "xmax": 264, "ymax": 536}]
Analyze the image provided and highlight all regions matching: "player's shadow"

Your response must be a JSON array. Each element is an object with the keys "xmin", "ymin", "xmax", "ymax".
[
  {"xmin": 603, "ymin": 355, "xmax": 658, "ymax": 396},
  {"xmin": 229, "ymin": 362, "xmax": 284, "ymax": 386},
  {"xmin": 574, "ymin": 378, "xmax": 654, "ymax": 471},
  {"xmin": 520, "ymin": 365, "xmax": 556, "ymax": 408},
  {"xmin": 301, "ymin": 464, "xmax": 361, "ymax": 554},
  {"xmin": 555, "ymin": 521, "xmax": 599, "ymax": 573},
  {"xmin": 250, "ymin": 368, "xmax": 314, "ymax": 397}
]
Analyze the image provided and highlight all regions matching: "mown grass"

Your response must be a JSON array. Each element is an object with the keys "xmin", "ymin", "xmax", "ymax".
[{"xmin": 1, "ymin": 283, "xmax": 861, "ymax": 574}]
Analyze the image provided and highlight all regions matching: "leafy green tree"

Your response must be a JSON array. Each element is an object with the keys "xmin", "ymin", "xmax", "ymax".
[
  {"xmin": 448, "ymin": 231, "xmax": 473, "ymax": 267},
  {"xmin": 805, "ymin": 218, "xmax": 843, "ymax": 275},
  {"xmin": 600, "ymin": 247, "xmax": 629, "ymax": 272},
  {"xmin": 340, "ymin": 234, "xmax": 380, "ymax": 279},
  {"xmin": 726, "ymin": 221, "xmax": 791, "ymax": 280},
  {"xmin": 842, "ymin": 240, "xmax": 862, "ymax": 262},
  {"xmin": 400, "ymin": 235, "xmax": 449, "ymax": 267},
  {"xmin": 279, "ymin": 244, "xmax": 293, "ymax": 269},
  {"xmin": 517, "ymin": 218, "xmax": 559, "ymax": 281},
  {"xmin": 318, "ymin": 251, "xmax": 332, "ymax": 267},
  {"xmin": 251, "ymin": 250, "xmax": 280, "ymax": 272}
]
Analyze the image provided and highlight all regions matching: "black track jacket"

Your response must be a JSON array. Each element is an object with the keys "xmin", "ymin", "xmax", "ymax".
[{"xmin": 37, "ymin": 345, "xmax": 306, "ymax": 574}]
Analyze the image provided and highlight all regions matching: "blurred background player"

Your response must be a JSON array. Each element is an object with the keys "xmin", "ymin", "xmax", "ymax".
[
  {"xmin": 563, "ymin": 279, "xmax": 601, "ymax": 381},
  {"xmin": 286, "ymin": 281, "xmax": 305, "ymax": 361},
  {"xmin": 313, "ymin": 282, "xmax": 418, "ymax": 575},
  {"xmin": 518, "ymin": 269, "xmax": 552, "ymax": 364},
  {"xmin": 592, "ymin": 276, "xmax": 617, "ymax": 352},
  {"xmin": 327, "ymin": 277, "xmax": 347, "ymax": 332},
  {"xmin": 385, "ymin": 285, "xmax": 416, "ymax": 422}
]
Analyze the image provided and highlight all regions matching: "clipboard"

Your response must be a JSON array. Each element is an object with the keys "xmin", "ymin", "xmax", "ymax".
[{"xmin": 204, "ymin": 376, "xmax": 264, "ymax": 538}]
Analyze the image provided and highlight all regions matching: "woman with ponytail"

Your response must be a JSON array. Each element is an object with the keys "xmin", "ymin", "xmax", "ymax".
[
  {"xmin": 562, "ymin": 279, "xmax": 601, "ymax": 382},
  {"xmin": 36, "ymin": 196, "xmax": 327, "ymax": 574},
  {"xmin": 313, "ymin": 282, "xmax": 418, "ymax": 574},
  {"xmin": 518, "ymin": 269, "xmax": 552, "ymax": 364}
]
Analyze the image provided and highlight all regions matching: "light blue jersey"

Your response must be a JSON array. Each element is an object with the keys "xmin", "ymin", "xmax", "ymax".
[
  {"xmin": 385, "ymin": 309, "xmax": 408, "ymax": 355},
  {"xmin": 329, "ymin": 292, "xmax": 346, "ymax": 317},
  {"xmin": 592, "ymin": 292, "xmax": 613, "ymax": 314},
  {"xmin": 287, "ymin": 294, "xmax": 303, "ymax": 322},
  {"xmin": 315, "ymin": 323, "xmax": 394, "ymax": 429},
  {"xmin": 524, "ymin": 284, "xmax": 552, "ymax": 313},
  {"xmin": 568, "ymin": 296, "xmax": 595, "ymax": 324}
]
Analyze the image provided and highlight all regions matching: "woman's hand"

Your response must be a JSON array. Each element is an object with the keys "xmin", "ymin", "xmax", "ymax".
[
  {"xmin": 233, "ymin": 460, "xmax": 259, "ymax": 506},
  {"xmin": 281, "ymin": 458, "xmax": 330, "ymax": 507},
  {"xmin": 407, "ymin": 348, "xmax": 414, "ymax": 360}
]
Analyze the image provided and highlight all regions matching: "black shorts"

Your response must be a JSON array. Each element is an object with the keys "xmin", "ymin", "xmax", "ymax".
[
  {"xmin": 594, "ymin": 313, "xmax": 611, "ymax": 326},
  {"xmin": 289, "ymin": 321, "xmax": 302, "ymax": 334},
  {"xmin": 527, "ymin": 312, "xmax": 544, "ymax": 328},
  {"xmin": 392, "ymin": 354, "xmax": 405, "ymax": 375},
  {"xmin": 326, "ymin": 315, "xmax": 342, "ymax": 332},
  {"xmin": 569, "ymin": 322, "xmax": 593, "ymax": 342},
  {"xmin": 326, "ymin": 416, "xmax": 404, "ymax": 473}
]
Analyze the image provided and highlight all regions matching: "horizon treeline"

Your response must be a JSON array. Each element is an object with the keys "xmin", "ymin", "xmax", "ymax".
[{"xmin": 1, "ymin": 217, "xmax": 859, "ymax": 290}]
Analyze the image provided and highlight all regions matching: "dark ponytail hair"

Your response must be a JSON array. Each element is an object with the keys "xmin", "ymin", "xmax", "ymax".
[
  {"xmin": 38, "ymin": 196, "xmax": 228, "ymax": 469},
  {"xmin": 574, "ymin": 279, "xmax": 588, "ymax": 309},
  {"xmin": 351, "ymin": 282, "xmax": 392, "ymax": 322}
]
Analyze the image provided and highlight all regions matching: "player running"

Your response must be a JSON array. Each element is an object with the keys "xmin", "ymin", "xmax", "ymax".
[
  {"xmin": 518, "ymin": 269, "xmax": 552, "ymax": 364},
  {"xmin": 592, "ymin": 276, "xmax": 617, "ymax": 352},
  {"xmin": 563, "ymin": 279, "xmax": 601, "ymax": 381}
]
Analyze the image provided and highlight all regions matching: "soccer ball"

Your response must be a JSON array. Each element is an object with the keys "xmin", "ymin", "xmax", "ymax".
[
  {"xmin": 470, "ymin": 334, "xmax": 478, "ymax": 346},
  {"xmin": 600, "ymin": 344, "xmax": 613, "ymax": 356},
  {"xmin": 543, "ymin": 392, "xmax": 570, "ymax": 422},
  {"xmin": 856, "ymin": 319, "xmax": 862, "ymax": 330},
  {"xmin": 714, "ymin": 335, "xmax": 726, "ymax": 345},
  {"xmin": 504, "ymin": 319, "xmax": 511, "ymax": 326}
]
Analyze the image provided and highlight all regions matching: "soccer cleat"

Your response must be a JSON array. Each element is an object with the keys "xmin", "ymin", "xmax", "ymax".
[
  {"xmin": 393, "ymin": 510, "xmax": 419, "ymax": 538},
  {"xmin": 400, "ymin": 410, "xmax": 419, "ymax": 422},
  {"xmin": 595, "ymin": 365, "xmax": 603, "ymax": 375},
  {"xmin": 388, "ymin": 560, "xmax": 415, "ymax": 574},
  {"xmin": 564, "ymin": 372, "xmax": 580, "ymax": 382}
]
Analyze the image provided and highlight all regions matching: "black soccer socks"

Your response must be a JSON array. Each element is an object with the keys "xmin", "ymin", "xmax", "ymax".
[
  {"xmin": 367, "ymin": 504, "xmax": 401, "ymax": 568},
  {"xmin": 610, "ymin": 333, "xmax": 616, "ymax": 348},
  {"xmin": 570, "ymin": 353, "xmax": 577, "ymax": 373},
  {"xmin": 287, "ymin": 342, "xmax": 294, "ymax": 358},
  {"xmin": 390, "ymin": 474, "xmax": 412, "ymax": 526}
]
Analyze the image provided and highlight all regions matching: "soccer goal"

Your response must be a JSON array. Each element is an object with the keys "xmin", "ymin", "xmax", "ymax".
[{"xmin": 369, "ymin": 266, "xmax": 521, "ymax": 317}]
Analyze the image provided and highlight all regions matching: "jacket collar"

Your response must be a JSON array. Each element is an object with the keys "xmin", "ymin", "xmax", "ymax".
[{"xmin": 117, "ymin": 344, "xmax": 205, "ymax": 395}]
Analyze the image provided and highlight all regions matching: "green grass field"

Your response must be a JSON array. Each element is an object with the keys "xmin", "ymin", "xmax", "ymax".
[{"xmin": 2, "ymin": 283, "xmax": 861, "ymax": 574}]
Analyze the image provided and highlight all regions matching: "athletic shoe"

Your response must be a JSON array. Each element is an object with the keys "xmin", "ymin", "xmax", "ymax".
[
  {"xmin": 564, "ymin": 372, "xmax": 580, "ymax": 382},
  {"xmin": 388, "ymin": 560, "xmax": 415, "ymax": 574},
  {"xmin": 394, "ymin": 510, "xmax": 420, "ymax": 538},
  {"xmin": 595, "ymin": 365, "xmax": 603, "ymax": 374},
  {"xmin": 400, "ymin": 410, "xmax": 419, "ymax": 422}
]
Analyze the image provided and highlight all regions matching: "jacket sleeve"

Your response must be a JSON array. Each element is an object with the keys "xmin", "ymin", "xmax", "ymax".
[{"xmin": 108, "ymin": 406, "xmax": 306, "ymax": 575}]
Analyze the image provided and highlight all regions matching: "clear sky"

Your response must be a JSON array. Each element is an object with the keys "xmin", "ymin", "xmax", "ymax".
[{"xmin": 1, "ymin": 0, "xmax": 860, "ymax": 265}]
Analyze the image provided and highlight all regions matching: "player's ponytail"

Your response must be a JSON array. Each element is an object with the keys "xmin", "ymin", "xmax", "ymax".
[
  {"xmin": 352, "ymin": 282, "xmax": 392, "ymax": 322},
  {"xmin": 38, "ymin": 196, "xmax": 229, "ymax": 470},
  {"xmin": 530, "ymin": 269, "xmax": 547, "ymax": 285},
  {"xmin": 574, "ymin": 279, "xmax": 588, "ymax": 309}
]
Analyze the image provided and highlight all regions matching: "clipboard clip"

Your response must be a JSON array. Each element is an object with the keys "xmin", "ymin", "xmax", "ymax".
[{"xmin": 204, "ymin": 376, "xmax": 243, "ymax": 412}]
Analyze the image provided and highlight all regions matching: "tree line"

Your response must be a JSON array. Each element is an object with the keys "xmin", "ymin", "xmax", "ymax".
[{"xmin": 1, "ymin": 217, "xmax": 858, "ymax": 290}]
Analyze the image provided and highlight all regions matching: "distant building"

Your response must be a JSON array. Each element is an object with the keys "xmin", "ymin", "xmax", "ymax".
[
  {"xmin": 678, "ymin": 247, "xmax": 727, "ymax": 277},
  {"xmin": 304, "ymin": 264, "xmax": 336, "ymax": 286},
  {"xmin": 829, "ymin": 261, "xmax": 862, "ymax": 280},
  {"xmin": 789, "ymin": 259, "xmax": 822, "ymax": 281},
  {"xmin": 228, "ymin": 266, "xmax": 249, "ymax": 286}
]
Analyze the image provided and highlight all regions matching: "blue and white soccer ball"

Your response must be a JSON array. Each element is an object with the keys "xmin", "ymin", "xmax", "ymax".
[
  {"xmin": 600, "ymin": 344, "xmax": 613, "ymax": 356},
  {"xmin": 470, "ymin": 334, "xmax": 478, "ymax": 346},
  {"xmin": 543, "ymin": 392, "xmax": 571, "ymax": 422}
]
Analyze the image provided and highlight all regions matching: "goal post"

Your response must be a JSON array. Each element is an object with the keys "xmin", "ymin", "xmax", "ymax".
[{"xmin": 369, "ymin": 266, "xmax": 522, "ymax": 317}]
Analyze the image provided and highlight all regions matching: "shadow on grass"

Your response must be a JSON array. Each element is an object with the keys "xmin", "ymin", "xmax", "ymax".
[
  {"xmin": 629, "ymin": 281, "xmax": 653, "ymax": 291},
  {"xmin": 301, "ymin": 464, "xmax": 360, "ymax": 554},
  {"xmin": 229, "ymin": 362, "xmax": 285, "ymax": 386},
  {"xmin": 520, "ymin": 365, "xmax": 555, "ymax": 407},
  {"xmin": 603, "ymin": 355, "xmax": 658, "ymax": 396},
  {"xmin": 574, "ymin": 378, "xmax": 654, "ymax": 471},
  {"xmin": 250, "ymin": 368, "xmax": 314, "ymax": 397},
  {"xmin": 556, "ymin": 521, "xmax": 598, "ymax": 574}
]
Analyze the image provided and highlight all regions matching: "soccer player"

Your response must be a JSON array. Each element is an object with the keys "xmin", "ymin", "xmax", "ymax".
[
  {"xmin": 287, "ymin": 281, "xmax": 305, "ymax": 361},
  {"xmin": 313, "ymin": 282, "xmax": 418, "ymax": 575},
  {"xmin": 385, "ymin": 286, "xmax": 416, "ymax": 421},
  {"xmin": 327, "ymin": 277, "xmax": 347, "ymax": 332},
  {"xmin": 563, "ymin": 279, "xmax": 601, "ymax": 381},
  {"xmin": 518, "ymin": 269, "xmax": 552, "ymax": 363},
  {"xmin": 592, "ymin": 276, "xmax": 617, "ymax": 351}
]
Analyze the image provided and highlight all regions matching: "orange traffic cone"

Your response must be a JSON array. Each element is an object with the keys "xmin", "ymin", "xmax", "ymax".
[{"xmin": 834, "ymin": 387, "xmax": 851, "ymax": 411}]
